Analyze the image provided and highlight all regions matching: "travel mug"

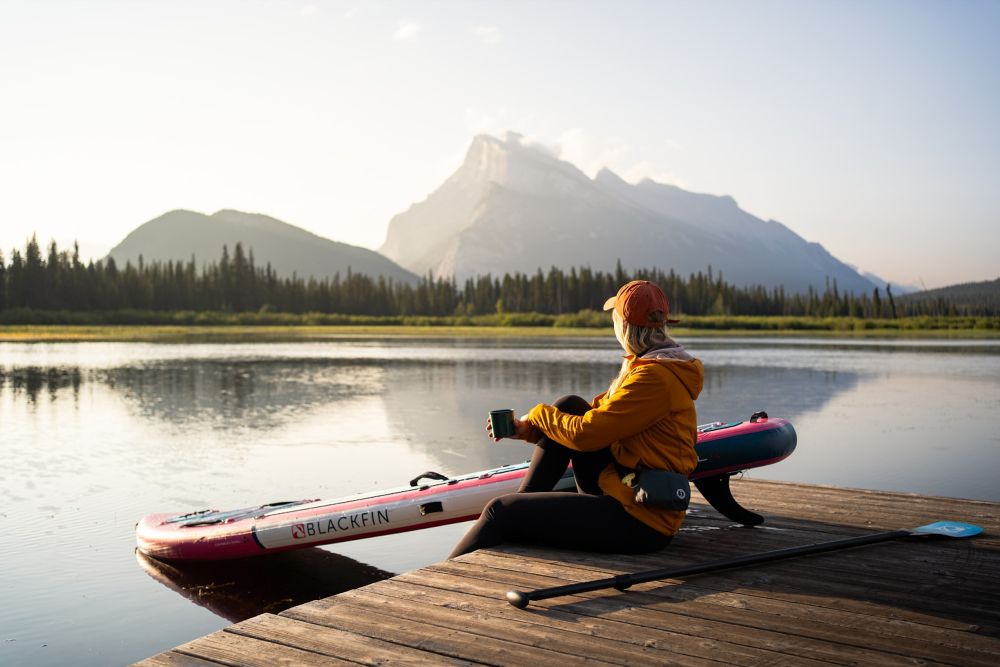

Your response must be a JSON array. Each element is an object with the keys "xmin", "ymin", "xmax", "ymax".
[{"xmin": 489, "ymin": 409, "xmax": 516, "ymax": 439}]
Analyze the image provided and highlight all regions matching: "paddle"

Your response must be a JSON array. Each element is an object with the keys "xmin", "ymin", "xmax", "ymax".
[{"xmin": 505, "ymin": 521, "xmax": 982, "ymax": 609}]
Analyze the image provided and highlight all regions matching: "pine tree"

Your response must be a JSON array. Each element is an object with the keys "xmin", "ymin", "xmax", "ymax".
[
  {"xmin": 24, "ymin": 235, "xmax": 44, "ymax": 308},
  {"xmin": 8, "ymin": 250, "xmax": 25, "ymax": 308},
  {"xmin": 0, "ymin": 249, "xmax": 6, "ymax": 312},
  {"xmin": 886, "ymin": 284, "xmax": 897, "ymax": 319}
]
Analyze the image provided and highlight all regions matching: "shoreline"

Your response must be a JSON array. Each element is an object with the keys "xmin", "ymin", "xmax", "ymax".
[{"xmin": 1, "ymin": 323, "xmax": 999, "ymax": 342}]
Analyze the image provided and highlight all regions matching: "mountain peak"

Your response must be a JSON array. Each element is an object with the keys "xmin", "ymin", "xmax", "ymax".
[
  {"xmin": 471, "ymin": 131, "xmax": 524, "ymax": 148},
  {"xmin": 595, "ymin": 167, "xmax": 628, "ymax": 185}
]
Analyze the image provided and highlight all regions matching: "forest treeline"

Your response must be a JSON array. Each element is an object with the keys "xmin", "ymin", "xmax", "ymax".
[{"xmin": 0, "ymin": 236, "xmax": 994, "ymax": 321}]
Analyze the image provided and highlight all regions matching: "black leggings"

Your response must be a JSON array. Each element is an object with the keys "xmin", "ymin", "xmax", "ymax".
[{"xmin": 449, "ymin": 395, "xmax": 671, "ymax": 558}]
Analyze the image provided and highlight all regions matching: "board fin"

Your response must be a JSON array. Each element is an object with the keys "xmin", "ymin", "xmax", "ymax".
[{"xmin": 693, "ymin": 474, "xmax": 764, "ymax": 526}]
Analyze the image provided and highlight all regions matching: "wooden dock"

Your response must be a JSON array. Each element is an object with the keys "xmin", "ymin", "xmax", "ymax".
[{"xmin": 137, "ymin": 479, "xmax": 1000, "ymax": 665}]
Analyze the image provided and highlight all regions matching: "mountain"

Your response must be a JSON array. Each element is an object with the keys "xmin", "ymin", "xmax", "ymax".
[
  {"xmin": 107, "ymin": 209, "xmax": 418, "ymax": 284},
  {"xmin": 380, "ymin": 133, "xmax": 877, "ymax": 294}
]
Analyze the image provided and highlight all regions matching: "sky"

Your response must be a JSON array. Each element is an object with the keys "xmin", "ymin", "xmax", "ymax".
[{"xmin": 1, "ymin": 0, "xmax": 997, "ymax": 290}]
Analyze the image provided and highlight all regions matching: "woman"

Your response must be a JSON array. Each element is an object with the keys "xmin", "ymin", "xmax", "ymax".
[{"xmin": 449, "ymin": 280, "xmax": 704, "ymax": 558}]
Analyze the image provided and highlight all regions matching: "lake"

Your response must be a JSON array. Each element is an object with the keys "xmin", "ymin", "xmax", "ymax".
[{"xmin": 1, "ymin": 336, "xmax": 998, "ymax": 666}]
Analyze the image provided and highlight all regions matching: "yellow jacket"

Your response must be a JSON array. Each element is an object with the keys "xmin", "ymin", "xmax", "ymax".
[{"xmin": 526, "ymin": 342, "xmax": 704, "ymax": 536}]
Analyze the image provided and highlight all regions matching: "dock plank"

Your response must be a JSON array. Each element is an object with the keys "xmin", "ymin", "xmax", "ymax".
[
  {"xmin": 371, "ymin": 573, "xmax": 829, "ymax": 666},
  {"xmin": 170, "ymin": 628, "xmax": 358, "ymax": 666},
  {"xmin": 139, "ymin": 653, "xmax": 222, "ymax": 667},
  {"xmin": 292, "ymin": 591, "xmax": 716, "ymax": 667},
  {"xmin": 284, "ymin": 600, "xmax": 622, "ymax": 666},
  {"xmin": 228, "ymin": 613, "xmax": 477, "ymax": 665}
]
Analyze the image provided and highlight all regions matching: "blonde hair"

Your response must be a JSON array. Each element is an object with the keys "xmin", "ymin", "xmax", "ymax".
[{"xmin": 607, "ymin": 310, "xmax": 670, "ymax": 396}]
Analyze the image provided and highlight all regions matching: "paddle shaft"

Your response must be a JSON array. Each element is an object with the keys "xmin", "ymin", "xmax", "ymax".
[{"xmin": 512, "ymin": 529, "xmax": 913, "ymax": 606}]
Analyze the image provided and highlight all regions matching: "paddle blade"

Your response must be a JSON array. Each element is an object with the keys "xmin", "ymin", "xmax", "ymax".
[{"xmin": 910, "ymin": 521, "xmax": 982, "ymax": 538}]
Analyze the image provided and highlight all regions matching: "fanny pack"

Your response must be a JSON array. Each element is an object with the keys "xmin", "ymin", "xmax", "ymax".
[{"xmin": 616, "ymin": 463, "xmax": 691, "ymax": 511}]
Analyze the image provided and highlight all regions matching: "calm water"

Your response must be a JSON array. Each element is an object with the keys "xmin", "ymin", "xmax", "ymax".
[{"xmin": 1, "ymin": 336, "xmax": 998, "ymax": 665}]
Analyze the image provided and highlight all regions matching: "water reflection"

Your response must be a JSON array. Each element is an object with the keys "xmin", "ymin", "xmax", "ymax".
[
  {"xmin": 100, "ymin": 361, "xmax": 384, "ymax": 430},
  {"xmin": 0, "ymin": 356, "xmax": 863, "ymax": 458},
  {"xmin": 696, "ymin": 365, "xmax": 861, "ymax": 423},
  {"xmin": 135, "ymin": 548, "xmax": 391, "ymax": 623},
  {"xmin": 0, "ymin": 366, "xmax": 84, "ymax": 403}
]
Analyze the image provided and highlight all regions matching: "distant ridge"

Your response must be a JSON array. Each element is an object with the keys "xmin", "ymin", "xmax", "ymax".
[
  {"xmin": 380, "ymin": 133, "xmax": 877, "ymax": 294},
  {"xmin": 852, "ymin": 267, "xmax": 921, "ymax": 295},
  {"xmin": 897, "ymin": 277, "xmax": 1000, "ymax": 314},
  {"xmin": 107, "ymin": 209, "xmax": 418, "ymax": 284}
]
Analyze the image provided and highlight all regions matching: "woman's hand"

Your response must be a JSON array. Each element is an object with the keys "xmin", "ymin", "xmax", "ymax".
[{"xmin": 485, "ymin": 414, "xmax": 537, "ymax": 442}]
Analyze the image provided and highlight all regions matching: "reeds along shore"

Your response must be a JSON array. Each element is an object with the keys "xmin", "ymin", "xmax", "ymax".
[{"xmin": 0, "ymin": 314, "xmax": 997, "ymax": 344}]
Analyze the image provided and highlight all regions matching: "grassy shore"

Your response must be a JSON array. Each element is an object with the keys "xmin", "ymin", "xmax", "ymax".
[
  {"xmin": 1, "ymin": 316, "xmax": 998, "ymax": 342},
  {"xmin": 0, "ymin": 324, "xmax": 612, "ymax": 342}
]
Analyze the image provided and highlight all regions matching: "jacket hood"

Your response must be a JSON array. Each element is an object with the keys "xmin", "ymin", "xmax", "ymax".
[{"xmin": 637, "ymin": 340, "xmax": 704, "ymax": 400}]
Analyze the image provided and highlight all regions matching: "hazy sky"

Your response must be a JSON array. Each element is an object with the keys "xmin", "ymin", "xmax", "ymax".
[{"xmin": 1, "ymin": 0, "xmax": 997, "ymax": 289}]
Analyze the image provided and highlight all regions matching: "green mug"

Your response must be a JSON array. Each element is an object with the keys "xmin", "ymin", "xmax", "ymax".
[{"xmin": 489, "ymin": 409, "xmax": 516, "ymax": 439}]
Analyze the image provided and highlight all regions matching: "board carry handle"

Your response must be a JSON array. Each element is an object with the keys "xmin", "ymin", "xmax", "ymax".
[{"xmin": 409, "ymin": 471, "xmax": 451, "ymax": 487}]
